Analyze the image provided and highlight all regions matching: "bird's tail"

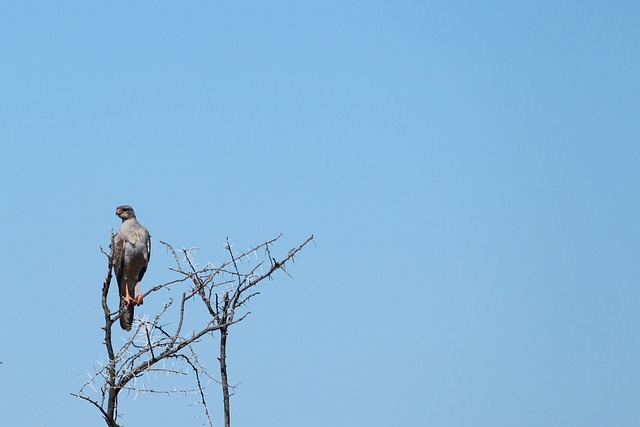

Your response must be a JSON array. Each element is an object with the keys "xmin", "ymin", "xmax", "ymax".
[{"xmin": 120, "ymin": 300, "xmax": 134, "ymax": 331}]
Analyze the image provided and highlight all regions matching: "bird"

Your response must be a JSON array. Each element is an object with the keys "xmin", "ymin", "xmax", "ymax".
[{"xmin": 112, "ymin": 205, "xmax": 151, "ymax": 330}]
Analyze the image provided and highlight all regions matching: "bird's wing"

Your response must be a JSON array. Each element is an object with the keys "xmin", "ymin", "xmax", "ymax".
[
  {"xmin": 112, "ymin": 234, "xmax": 125, "ymax": 287},
  {"xmin": 114, "ymin": 232, "xmax": 135, "ymax": 330},
  {"xmin": 137, "ymin": 227, "xmax": 151, "ymax": 281}
]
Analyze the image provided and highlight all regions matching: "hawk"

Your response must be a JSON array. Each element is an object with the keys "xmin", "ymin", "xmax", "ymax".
[{"xmin": 112, "ymin": 205, "xmax": 151, "ymax": 330}]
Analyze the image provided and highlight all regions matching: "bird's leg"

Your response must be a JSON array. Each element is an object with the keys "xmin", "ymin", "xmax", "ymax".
[
  {"xmin": 134, "ymin": 282, "xmax": 144, "ymax": 306},
  {"xmin": 122, "ymin": 281, "xmax": 135, "ymax": 306}
]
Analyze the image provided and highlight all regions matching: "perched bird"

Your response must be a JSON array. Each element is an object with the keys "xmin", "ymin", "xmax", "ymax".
[{"xmin": 112, "ymin": 205, "xmax": 151, "ymax": 330}]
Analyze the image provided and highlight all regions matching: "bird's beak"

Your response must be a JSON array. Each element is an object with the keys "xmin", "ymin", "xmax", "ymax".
[{"xmin": 116, "ymin": 208, "xmax": 122, "ymax": 215}]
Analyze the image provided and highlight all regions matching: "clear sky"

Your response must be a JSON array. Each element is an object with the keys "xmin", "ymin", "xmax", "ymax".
[{"xmin": 1, "ymin": 1, "xmax": 639, "ymax": 426}]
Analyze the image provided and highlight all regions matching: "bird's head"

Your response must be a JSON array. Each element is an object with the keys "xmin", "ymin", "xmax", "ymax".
[{"xmin": 116, "ymin": 205, "xmax": 136, "ymax": 221}]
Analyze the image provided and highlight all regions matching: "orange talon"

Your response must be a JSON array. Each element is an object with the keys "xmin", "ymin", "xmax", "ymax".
[
  {"xmin": 135, "ymin": 282, "xmax": 144, "ymax": 306},
  {"xmin": 122, "ymin": 281, "xmax": 135, "ymax": 306}
]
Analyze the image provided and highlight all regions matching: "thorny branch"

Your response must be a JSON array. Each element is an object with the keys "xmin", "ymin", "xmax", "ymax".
[
  {"xmin": 74, "ymin": 233, "xmax": 314, "ymax": 427},
  {"xmin": 161, "ymin": 233, "xmax": 314, "ymax": 427}
]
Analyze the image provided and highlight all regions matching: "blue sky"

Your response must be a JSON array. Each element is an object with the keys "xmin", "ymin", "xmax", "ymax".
[{"xmin": 1, "ymin": 1, "xmax": 639, "ymax": 426}]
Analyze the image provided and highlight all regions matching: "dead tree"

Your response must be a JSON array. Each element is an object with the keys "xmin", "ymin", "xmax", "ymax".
[{"xmin": 73, "ymin": 233, "xmax": 314, "ymax": 427}]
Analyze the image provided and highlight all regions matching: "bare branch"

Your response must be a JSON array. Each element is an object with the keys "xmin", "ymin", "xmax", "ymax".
[{"xmin": 75, "ymin": 234, "xmax": 314, "ymax": 427}]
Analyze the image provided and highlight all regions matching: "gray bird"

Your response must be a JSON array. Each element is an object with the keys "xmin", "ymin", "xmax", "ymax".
[{"xmin": 112, "ymin": 205, "xmax": 151, "ymax": 330}]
